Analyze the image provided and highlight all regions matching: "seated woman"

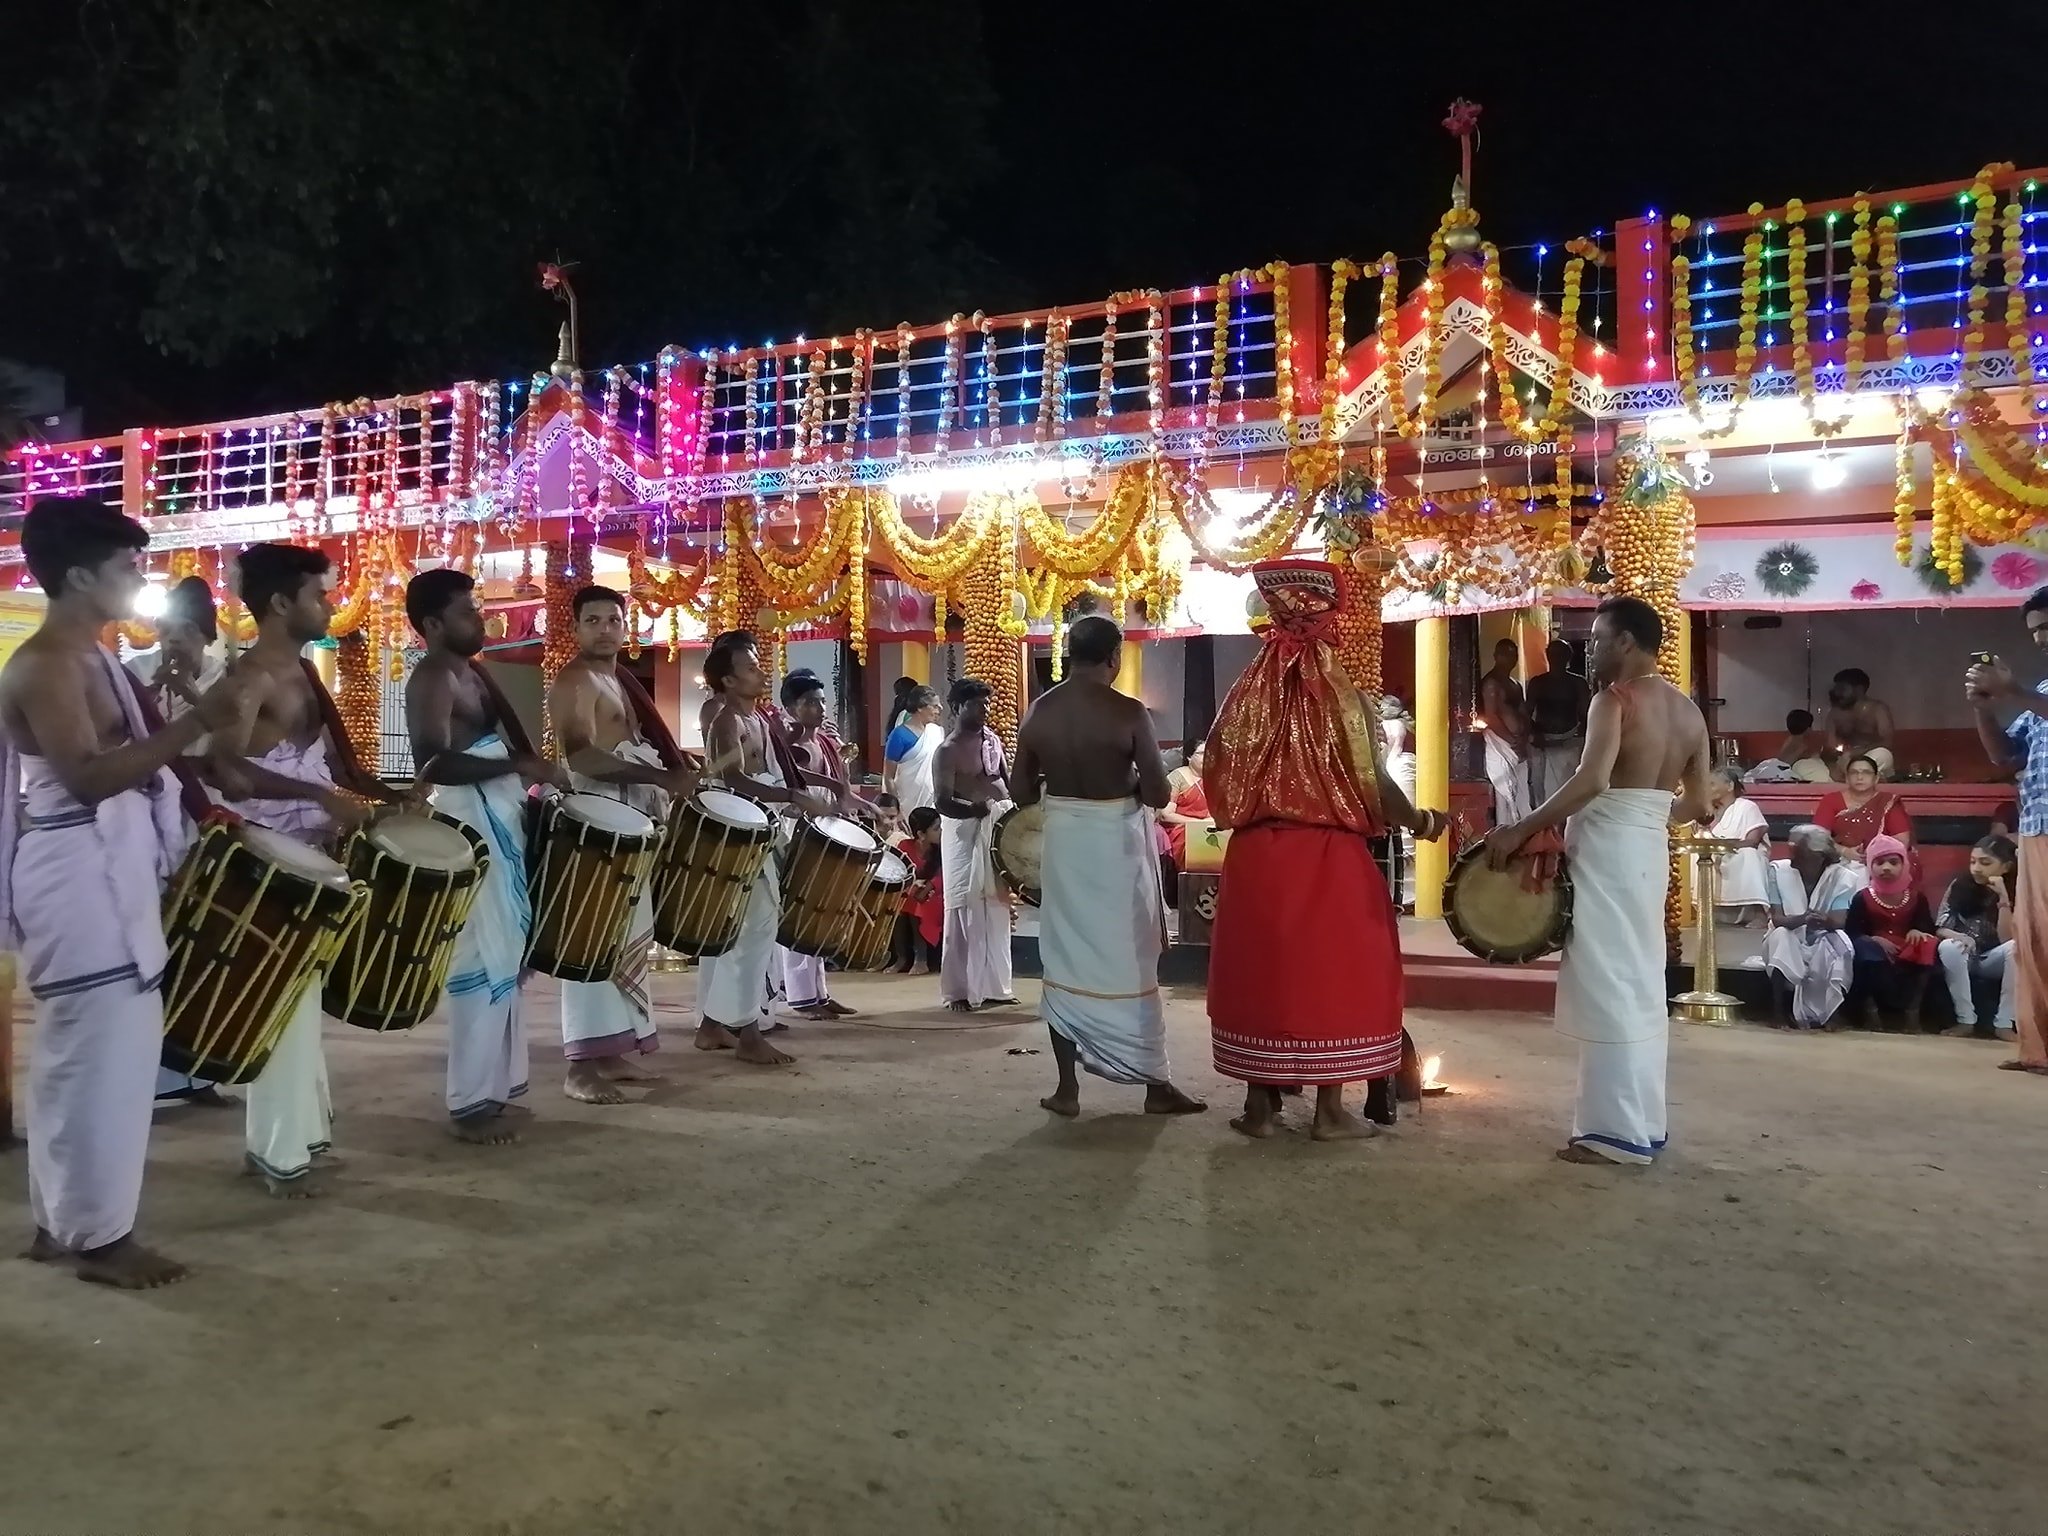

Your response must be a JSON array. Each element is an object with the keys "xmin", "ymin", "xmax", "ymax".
[
  {"xmin": 1814, "ymin": 753, "xmax": 1912, "ymax": 884},
  {"xmin": 1763, "ymin": 824, "xmax": 1859, "ymax": 1029},
  {"xmin": 1844, "ymin": 833, "xmax": 1938, "ymax": 1031},
  {"xmin": 1935, "ymin": 834, "xmax": 2019, "ymax": 1042},
  {"xmin": 1156, "ymin": 741, "xmax": 1210, "ymax": 871},
  {"xmin": 1704, "ymin": 767, "xmax": 1771, "ymax": 925}
]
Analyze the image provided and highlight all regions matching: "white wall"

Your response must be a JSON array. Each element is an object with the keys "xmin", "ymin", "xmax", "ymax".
[{"xmin": 1710, "ymin": 608, "xmax": 2022, "ymax": 732}]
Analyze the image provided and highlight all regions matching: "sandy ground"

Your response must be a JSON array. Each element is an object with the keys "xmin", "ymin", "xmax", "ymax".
[{"xmin": 4, "ymin": 972, "xmax": 2046, "ymax": 1536}]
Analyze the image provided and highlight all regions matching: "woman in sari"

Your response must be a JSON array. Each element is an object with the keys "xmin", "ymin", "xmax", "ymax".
[
  {"xmin": 1763, "ymin": 824, "xmax": 1858, "ymax": 1029},
  {"xmin": 1156, "ymin": 741, "xmax": 1210, "ymax": 871},
  {"xmin": 1705, "ymin": 767, "xmax": 1771, "ymax": 924},
  {"xmin": 883, "ymin": 685, "xmax": 944, "ymax": 812},
  {"xmin": 1813, "ymin": 753, "xmax": 1911, "ymax": 884}
]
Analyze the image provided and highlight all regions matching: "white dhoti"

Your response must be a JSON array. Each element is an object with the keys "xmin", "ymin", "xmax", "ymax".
[
  {"xmin": 1038, "ymin": 796, "xmax": 1168, "ymax": 1085},
  {"xmin": 782, "ymin": 943, "xmax": 830, "ymax": 1010},
  {"xmin": 1386, "ymin": 748, "xmax": 1418, "ymax": 906},
  {"xmin": 698, "ymin": 858, "xmax": 782, "ymax": 1028},
  {"xmin": 1532, "ymin": 737, "xmax": 1583, "ymax": 805},
  {"xmin": 941, "ymin": 801, "xmax": 1014, "ymax": 1008},
  {"xmin": 1483, "ymin": 729, "xmax": 1532, "ymax": 825},
  {"xmin": 5, "ymin": 746, "xmax": 186, "ymax": 1251},
  {"xmin": 432, "ymin": 738, "xmax": 532, "ymax": 1120},
  {"xmin": 220, "ymin": 738, "xmax": 339, "ymax": 1185},
  {"xmin": 1707, "ymin": 797, "xmax": 1772, "ymax": 914},
  {"xmin": 1762, "ymin": 859, "xmax": 1856, "ymax": 1028},
  {"xmin": 1556, "ymin": 789, "xmax": 1672, "ymax": 1164},
  {"xmin": 560, "ymin": 746, "xmax": 666, "ymax": 1061}
]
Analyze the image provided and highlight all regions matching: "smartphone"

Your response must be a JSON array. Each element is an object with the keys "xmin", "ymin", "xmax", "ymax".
[{"xmin": 1971, "ymin": 650, "xmax": 1998, "ymax": 668}]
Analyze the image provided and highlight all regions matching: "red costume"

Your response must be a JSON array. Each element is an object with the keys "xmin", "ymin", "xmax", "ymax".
[
  {"xmin": 1164, "ymin": 776, "xmax": 1209, "ymax": 869},
  {"xmin": 1204, "ymin": 560, "xmax": 1403, "ymax": 1085}
]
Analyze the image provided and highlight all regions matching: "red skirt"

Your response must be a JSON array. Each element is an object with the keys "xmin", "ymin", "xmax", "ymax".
[{"xmin": 1207, "ymin": 823, "xmax": 1404, "ymax": 1085}]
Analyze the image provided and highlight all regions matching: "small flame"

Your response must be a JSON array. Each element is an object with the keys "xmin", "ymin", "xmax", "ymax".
[{"xmin": 1421, "ymin": 1055, "xmax": 1442, "ymax": 1089}]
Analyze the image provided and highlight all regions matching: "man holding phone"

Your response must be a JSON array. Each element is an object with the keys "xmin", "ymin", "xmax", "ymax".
[{"xmin": 1965, "ymin": 588, "xmax": 2048, "ymax": 1076}]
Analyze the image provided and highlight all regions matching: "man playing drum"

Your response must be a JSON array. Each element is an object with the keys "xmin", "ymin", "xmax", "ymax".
[
  {"xmin": 935, "ymin": 678, "xmax": 1020, "ymax": 1014},
  {"xmin": 1011, "ymin": 618, "xmax": 1205, "ymax": 1116},
  {"xmin": 0, "ymin": 497, "xmax": 264, "ymax": 1286},
  {"xmin": 697, "ymin": 634, "xmax": 833, "ymax": 1064},
  {"xmin": 547, "ymin": 585, "xmax": 699, "ymax": 1104},
  {"xmin": 1204, "ymin": 561, "xmax": 1447, "ymax": 1140},
  {"xmin": 211, "ymin": 542, "xmax": 410, "ymax": 1196},
  {"xmin": 405, "ymin": 569, "xmax": 568, "ymax": 1141},
  {"xmin": 778, "ymin": 666, "xmax": 859, "ymax": 1020},
  {"xmin": 1483, "ymin": 596, "xmax": 1714, "ymax": 1167}
]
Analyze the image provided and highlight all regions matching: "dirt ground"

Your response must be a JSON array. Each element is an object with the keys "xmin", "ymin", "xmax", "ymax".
[{"xmin": 4, "ymin": 972, "xmax": 2045, "ymax": 1536}]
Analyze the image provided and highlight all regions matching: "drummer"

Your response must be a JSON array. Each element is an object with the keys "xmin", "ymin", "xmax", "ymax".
[
  {"xmin": 696, "ymin": 633, "xmax": 835, "ymax": 1065},
  {"xmin": 546, "ymin": 584, "xmax": 700, "ymax": 1105},
  {"xmin": 211, "ymin": 542, "xmax": 412, "ymax": 1196},
  {"xmin": 405, "ymin": 569, "xmax": 569, "ymax": 1141},
  {"xmin": 777, "ymin": 667, "xmax": 860, "ymax": 1022}
]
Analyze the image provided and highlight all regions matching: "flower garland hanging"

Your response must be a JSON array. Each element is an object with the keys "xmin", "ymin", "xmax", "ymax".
[{"xmin": 1915, "ymin": 534, "xmax": 1982, "ymax": 594}]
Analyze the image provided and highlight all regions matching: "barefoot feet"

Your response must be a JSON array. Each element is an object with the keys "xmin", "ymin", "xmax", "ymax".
[
  {"xmin": 243, "ymin": 1155, "xmax": 322, "ymax": 1198},
  {"xmin": 694, "ymin": 1021, "xmax": 738, "ymax": 1052},
  {"xmin": 1144, "ymin": 1082, "xmax": 1208, "ymax": 1116},
  {"xmin": 563, "ymin": 1061, "xmax": 629, "ymax": 1105},
  {"xmin": 1229, "ymin": 1085, "xmax": 1280, "ymax": 1139},
  {"xmin": 30, "ymin": 1230, "xmax": 187, "ymax": 1288},
  {"xmin": 1038, "ymin": 1089, "xmax": 1080, "ymax": 1118},
  {"xmin": 1309, "ymin": 1102, "xmax": 1376, "ymax": 1142},
  {"xmin": 596, "ymin": 1055, "xmax": 663, "ymax": 1085},
  {"xmin": 450, "ymin": 1114, "xmax": 522, "ymax": 1146},
  {"xmin": 732, "ymin": 1025, "xmax": 794, "ymax": 1066}
]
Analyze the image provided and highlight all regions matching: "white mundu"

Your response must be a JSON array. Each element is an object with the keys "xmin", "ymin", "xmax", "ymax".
[
  {"xmin": 1037, "ymin": 796, "xmax": 1169, "ymax": 1084},
  {"xmin": 1554, "ymin": 788, "xmax": 1672, "ymax": 1165},
  {"xmin": 425, "ymin": 744, "xmax": 531, "ymax": 1120},
  {"xmin": 941, "ymin": 794, "xmax": 1014, "ymax": 1009},
  {"xmin": 560, "ymin": 762, "xmax": 665, "ymax": 1060}
]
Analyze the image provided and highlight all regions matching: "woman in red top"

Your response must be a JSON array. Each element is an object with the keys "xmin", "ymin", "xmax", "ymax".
[
  {"xmin": 1845, "ymin": 833, "xmax": 1937, "ymax": 1030},
  {"xmin": 1814, "ymin": 754, "xmax": 1912, "ymax": 866},
  {"xmin": 1156, "ymin": 742, "xmax": 1210, "ymax": 870}
]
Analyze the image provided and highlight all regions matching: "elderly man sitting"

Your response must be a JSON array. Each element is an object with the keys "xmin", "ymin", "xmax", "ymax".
[{"xmin": 1762, "ymin": 824, "xmax": 1859, "ymax": 1029}]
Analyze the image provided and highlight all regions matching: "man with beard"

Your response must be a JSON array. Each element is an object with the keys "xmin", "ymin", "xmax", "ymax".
[{"xmin": 405, "ymin": 569, "xmax": 567, "ymax": 1143}]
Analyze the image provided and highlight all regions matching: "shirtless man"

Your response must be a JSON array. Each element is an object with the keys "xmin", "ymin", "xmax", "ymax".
[
  {"xmin": 1525, "ymin": 637, "xmax": 1591, "ymax": 803},
  {"xmin": 935, "ymin": 678, "xmax": 1019, "ymax": 1012},
  {"xmin": 697, "ymin": 634, "xmax": 833, "ymax": 1064},
  {"xmin": 1479, "ymin": 637, "xmax": 1532, "ymax": 823},
  {"xmin": 406, "ymin": 568, "xmax": 568, "ymax": 1141},
  {"xmin": 212, "ymin": 541, "xmax": 408, "ymax": 1195},
  {"xmin": 547, "ymin": 585, "xmax": 699, "ymax": 1102},
  {"xmin": 1825, "ymin": 668, "xmax": 1896, "ymax": 779},
  {"xmin": 2, "ymin": 496, "xmax": 263, "ymax": 1286},
  {"xmin": 1483, "ymin": 596, "xmax": 1712, "ymax": 1166},
  {"xmin": 1012, "ymin": 616, "xmax": 1205, "ymax": 1116}
]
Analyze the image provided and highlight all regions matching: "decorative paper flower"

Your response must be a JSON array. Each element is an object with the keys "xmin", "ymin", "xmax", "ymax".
[
  {"xmin": 1914, "ymin": 540, "xmax": 1982, "ymax": 594},
  {"xmin": 1755, "ymin": 542, "xmax": 1819, "ymax": 598},
  {"xmin": 1849, "ymin": 580, "xmax": 1883, "ymax": 602},
  {"xmin": 1992, "ymin": 552, "xmax": 2043, "ymax": 590},
  {"xmin": 1701, "ymin": 572, "xmax": 1746, "ymax": 601}
]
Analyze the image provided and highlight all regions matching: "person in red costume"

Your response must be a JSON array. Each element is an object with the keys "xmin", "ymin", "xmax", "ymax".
[{"xmin": 1204, "ymin": 560, "xmax": 1448, "ymax": 1141}]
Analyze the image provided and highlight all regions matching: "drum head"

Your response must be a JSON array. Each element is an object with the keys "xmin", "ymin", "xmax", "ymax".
[
  {"xmin": 872, "ymin": 849, "xmax": 913, "ymax": 884},
  {"xmin": 993, "ymin": 802, "xmax": 1045, "ymax": 907},
  {"xmin": 369, "ymin": 813, "xmax": 475, "ymax": 872},
  {"xmin": 239, "ymin": 824, "xmax": 351, "ymax": 888},
  {"xmin": 559, "ymin": 791, "xmax": 655, "ymax": 837},
  {"xmin": 1442, "ymin": 846, "xmax": 1572, "ymax": 964},
  {"xmin": 812, "ymin": 814, "xmax": 877, "ymax": 852},
  {"xmin": 695, "ymin": 789, "xmax": 770, "ymax": 828}
]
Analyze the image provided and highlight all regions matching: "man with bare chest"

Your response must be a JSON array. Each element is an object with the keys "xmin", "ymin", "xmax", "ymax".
[
  {"xmin": 1484, "ymin": 597, "xmax": 1713, "ymax": 1166},
  {"xmin": 1012, "ymin": 617, "xmax": 1205, "ymax": 1117},
  {"xmin": 1, "ymin": 498, "xmax": 263, "ymax": 1286},
  {"xmin": 934, "ymin": 678, "xmax": 1019, "ymax": 1012},
  {"xmin": 1480, "ymin": 637, "xmax": 1532, "ymax": 825},
  {"xmin": 1825, "ymin": 668, "xmax": 1896, "ymax": 780},
  {"xmin": 694, "ymin": 634, "xmax": 832, "ymax": 1064},
  {"xmin": 211, "ymin": 542, "xmax": 407, "ymax": 1196},
  {"xmin": 406, "ymin": 569, "xmax": 566, "ymax": 1142},
  {"xmin": 547, "ymin": 585, "xmax": 699, "ymax": 1101}
]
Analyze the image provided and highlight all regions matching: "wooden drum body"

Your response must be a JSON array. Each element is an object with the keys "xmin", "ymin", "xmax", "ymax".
[
  {"xmin": 777, "ymin": 814, "xmax": 880, "ymax": 958},
  {"xmin": 160, "ymin": 821, "xmax": 365, "ymax": 1085},
  {"xmin": 1441, "ymin": 843, "xmax": 1573, "ymax": 964},
  {"xmin": 834, "ymin": 847, "xmax": 915, "ymax": 971},
  {"xmin": 525, "ymin": 792, "xmax": 661, "ymax": 983},
  {"xmin": 992, "ymin": 802, "xmax": 1044, "ymax": 908},
  {"xmin": 651, "ymin": 789, "xmax": 776, "ymax": 958},
  {"xmin": 325, "ymin": 812, "xmax": 487, "ymax": 1032}
]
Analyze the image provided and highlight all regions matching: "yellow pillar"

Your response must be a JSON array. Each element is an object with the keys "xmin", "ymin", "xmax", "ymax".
[
  {"xmin": 1115, "ymin": 638, "xmax": 1143, "ymax": 699},
  {"xmin": 1519, "ymin": 605, "xmax": 1552, "ymax": 680},
  {"xmin": 1413, "ymin": 616, "xmax": 1451, "ymax": 920},
  {"xmin": 899, "ymin": 640, "xmax": 930, "ymax": 685},
  {"xmin": 1666, "ymin": 608, "xmax": 1694, "ymax": 698}
]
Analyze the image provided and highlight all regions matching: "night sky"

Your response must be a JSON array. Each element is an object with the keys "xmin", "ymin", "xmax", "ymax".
[{"xmin": 5, "ymin": 1, "xmax": 2045, "ymax": 431}]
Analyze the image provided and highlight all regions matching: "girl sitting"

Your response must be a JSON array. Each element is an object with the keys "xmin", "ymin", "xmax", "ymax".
[
  {"xmin": 1935, "ymin": 835, "xmax": 2018, "ymax": 1041},
  {"xmin": 1845, "ymin": 833, "xmax": 1938, "ymax": 1031}
]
